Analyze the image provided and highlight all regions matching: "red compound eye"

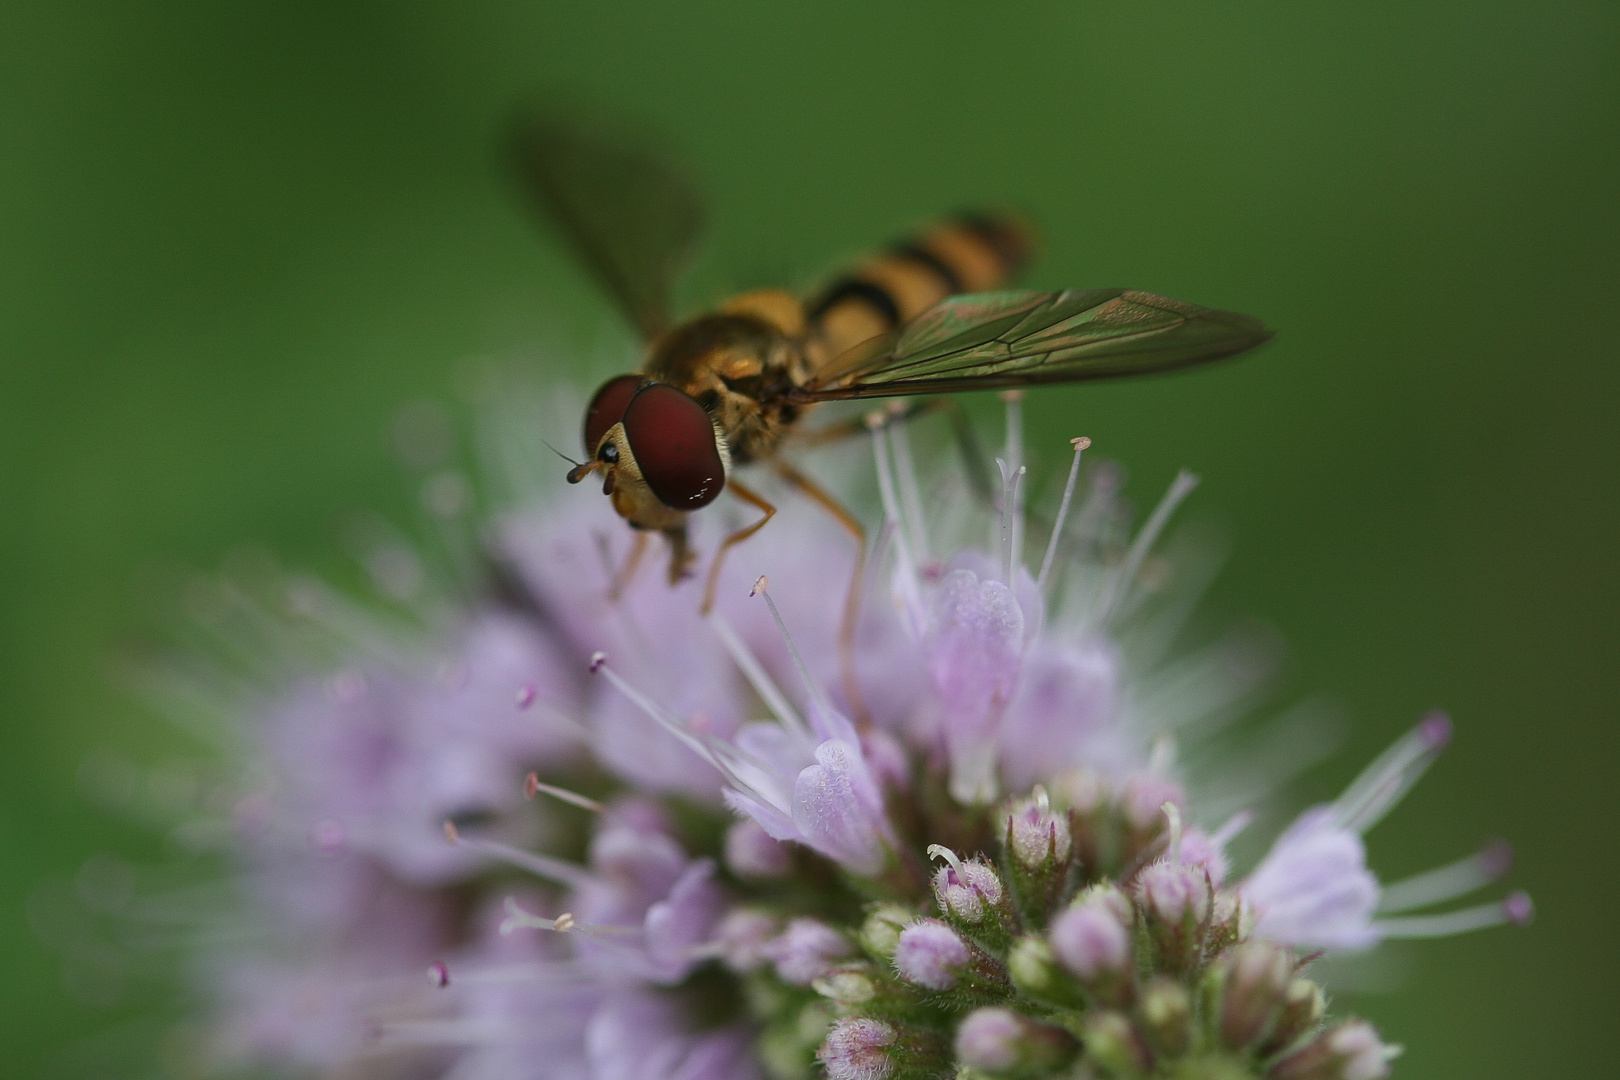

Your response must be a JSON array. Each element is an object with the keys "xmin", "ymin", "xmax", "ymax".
[
  {"xmin": 621, "ymin": 383, "xmax": 725, "ymax": 510},
  {"xmin": 582, "ymin": 374, "xmax": 644, "ymax": 456}
]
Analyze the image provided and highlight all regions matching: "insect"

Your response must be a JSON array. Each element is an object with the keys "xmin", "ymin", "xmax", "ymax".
[{"xmin": 509, "ymin": 107, "xmax": 1271, "ymax": 629}]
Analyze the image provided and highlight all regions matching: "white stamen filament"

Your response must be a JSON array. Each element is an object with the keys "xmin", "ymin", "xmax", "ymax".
[
  {"xmin": 1377, "ymin": 842, "xmax": 1512, "ymax": 914},
  {"xmin": 1000, "ymin": 390, "xmax": 1024, "ymax": 481},
  {"xmin": 889, "ymin": 417, "xmax": 930, "ymax": 562},
  {"xmin": 926, "ymin": 844, "xmax": 965, "ymax": 877},
  {"xmin": 1333, "ymin": 716, "xmax": 1450, "ymax": 834},
  {"xmin": 594, "ymin": 660, "xmax": 724, "ymax": 773},
  {"xmin": 1209, "ymin": 809, "xmax": 1255, "ymax": 849},
  {"xmin": 444, "ymin": 825, "xmax": 595, "ymax": 890},
  {"xmin": 522, "ymin": 773, "xmax": 605, "ymax": 813},
  {"xmin": 996, "ymin": 457, "xmax": 1027, "ymax": 586},
  {"xmin": 1161, "ymin": 802, "xmax": 1183, "ymax": 864},
  {"xmin": 709, "ymin": 611, "xmax": 810, "ymax": 740},
  {"xmin": 1037, "ymin": 436, "xmax": 1091, "ymax": 593},
  {"xmin": 871, "ymin": 423, "xmax": 922, "ymax": 602},
  {"xmin": 1371, "ymin": 897, "xmax": 1525, "ymax": 939},
  {"xmin": 1097, "ymin": 469, "xmax": 1200, "ymax": 625},
  {"xmin": 751, "ymin": 578, "xmax": 831, "ymax": 715}
]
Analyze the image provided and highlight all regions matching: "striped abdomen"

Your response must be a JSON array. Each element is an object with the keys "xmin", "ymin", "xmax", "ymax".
[{"xmin": 806, "ymin": 212, "xmax": 1033, "ymax": 369}]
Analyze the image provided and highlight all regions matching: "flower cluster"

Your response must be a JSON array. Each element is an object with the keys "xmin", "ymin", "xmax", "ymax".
[{"xmin": 78, "ymin": 379, "xmax": 1528, "ymax": 1080}]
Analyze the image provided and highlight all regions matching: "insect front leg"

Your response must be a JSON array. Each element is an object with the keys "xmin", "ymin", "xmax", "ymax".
[
  {"xmin": 700, "ymin": 480, "xmax": 776, "ymax": 615},
  {"xmin": 662, "ymin": 524, "xmax": 697, "ymax": 586}
]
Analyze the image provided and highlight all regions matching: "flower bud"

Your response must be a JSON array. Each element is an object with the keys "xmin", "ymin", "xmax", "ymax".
[
  {"xmin": 1260, "ymin": 978, "xmax": 1327, "ymax": 1056},
  {"xmin": 813, "ymin": 967, "xmax": 879, "ymax": 1005},
  {"xmin": 1218, "ymin": 940, "xmax": 1294, "ymax": 1049},
  {"xmin": 894, "ymin": 919, "xmax": 1008, "ymax": 998},
  {"xmin": 1270, "ymin": 1019, "xmax": 1396, "ymax": 1080},
  {"xmin": 820, "ymin": 1017, "xmax": 898, "ymax": 1080},
  {"xmin": 894, "ymin": 919, "xmax": 969, "ymax": 990},
  {"xmin": 715, "ymin": 907, "xmax": 780, "ymax": 973},
  {"xmin": 860, "ymin": 904, "xmax": 915, "ymax": 962},
  {"xmin": 1137, "ymin": 976, "xmax": 1191, "ymax": 1058},
  {"xmin": 1047, "ymin": 898, "xmax": 1132, "ymax": 1003},
  {"xmin": 1007, "ymin": 934, "xmax": 1083, "ymax": 1007},
  {"xmin": 1001, "ymin": 791, "xmax": 1075, "ymax": 924},
  {"xmin": 932, "ymin": 856, "xmax": 1008, "ymax": 928},
  {"xmin": 1005, "ymin": 793, "xmax": 1073, "ymax": 868},
  {"xmin": 1135, "ymin": 860, "xmax": 1210, "ymax": 973},
  {"xmin": 954, "ymin": 1007, "xmax": 1078, "ymax": 1078},
  {"xmin": 769, "ymin": 917, "xmax": 855, "ymax": 986},
  {"xmin": 725, "ymin": 818, "xmax": 793, "ymax": 878},
  {"xmin": 1081, "ymin": 1010, "xmax": 1153, "ymax": 1079}
]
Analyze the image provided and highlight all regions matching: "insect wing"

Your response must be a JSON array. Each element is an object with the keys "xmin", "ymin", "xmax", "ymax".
[
  {"xmin": 508, "ymin": 105, "xmax": 705, "ymax": 340},
  {"xmin": 796, "ymin": 289, "xmax": 1271, "ymax": 401}
]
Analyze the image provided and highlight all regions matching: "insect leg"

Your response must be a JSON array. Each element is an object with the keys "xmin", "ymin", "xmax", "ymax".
[
  {"xmin": 772, "ymin": 460, "xmax": 871, "ymax": 728},
  {"xmin": 662, "ymin": 525, "xmax": 697, "ymax": 585},
  {"xmin": 700, "ymin": 480, "xmax": 776, "ymax": 615},
  {"xmin": 609, "ymin": 531, "xmax": 650, "ymax": 601}
]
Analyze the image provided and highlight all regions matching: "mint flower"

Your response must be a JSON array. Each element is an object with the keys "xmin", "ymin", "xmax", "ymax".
[{"xmin": 68, "ymin": 379, "xmax": 1529, "ymax": 1080}]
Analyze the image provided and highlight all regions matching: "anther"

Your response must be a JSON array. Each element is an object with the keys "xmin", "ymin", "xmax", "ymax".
[
  {"xmin": 428, "ymin": 961, "xmax": 450, "ymax": 988},
  {"xmin": 589, "ymin": 651, "xmax": 607, "ymax": 674},
  {"xmin": 515, "ymin": 684, "xmax": 537, "ymax": 709},
  {"xmin": 442, "ymin": 820, "xmax": 460, "ymax": 843},
  {"xmin": 751, "ymin": 575, "xmax": 768, "ymax": 597}
]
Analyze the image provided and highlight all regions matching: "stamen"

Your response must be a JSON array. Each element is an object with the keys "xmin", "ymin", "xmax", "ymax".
[
  {"xmin": 1033, "ymin": 783, "xmax": 1050, "ymax": 814},
  {"xmin": 1161, "ymin": 802, "xmax": 1183, "ymax": 864},
  {"xmin": 752, "ymin": 576, "xmax": 831, "ymax": 715},
  {"xmin": 499, "ymin": 897, "xmax": 577, "ymax": 935},
  {"xmin": 1000, "ymin": 389, "xmax": 1024, "ymax": 481},
  {"xmin": 709, "ymin": 610, "xmax": 811, "ymax": 740},
  {"xmin": 1333, "ymin": 712, "xmax": 1452, "ymax": 834},
  {"xmin": 1377, "ymin": 840, "xmax": 1513, "ymax": 914},
  {"xmin": 1371, "ymin": 891, "xmax": 1532, "ymax": 939},
  {"xmin": 521, "ymin": 773, "xmax": 606, "ymax": 814},
  {"xmin": 889, "ymin": 417, "xmax": 929, "ymax": 562},
  {"xmin": 870, "ymin": 420, "xmax": 920, "ymax": 583},
  {"xmin": 1037, "ymin": 436, "xmax": 1091, "ymax": 594},
  {"xmin": 591, "ymin": 656, "xmax": 734, "ymax": 780},
  {"xmin": 996, "ymin": 457, "xmax": 1027, "ymax": 585},
  {"xmin": 444, "ymin": 822, "xmax": 594, "ymax": 890},
  {"xmin": 926, "ymin": 844, "xmax": 965, "ymax": 877},
  {"xmin": 428, "ymin": 960, "xmax": 450, "ymax": 987},
  {"xmin": 1097, "ymin": 469, "xmax": 1200, "ymax": 624},
  {"xmin": 1209, "ymin": 809, "xmax": 1255, "ymax": 849},
  {"xmin": 515, "ymin": 683, "xmax": 537, "ymax": 709}
]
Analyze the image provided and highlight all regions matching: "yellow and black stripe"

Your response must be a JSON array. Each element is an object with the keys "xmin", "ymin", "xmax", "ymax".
[{"xmin": 807, "ymin": 212, "xmax": 1033, "ymax": 363}]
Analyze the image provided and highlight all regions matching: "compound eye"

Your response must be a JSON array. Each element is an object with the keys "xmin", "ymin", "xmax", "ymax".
[
  {"xmin": 582, "ymin": 374, "xmax": 645, "ymax": 456},
  {"xmin": 621, "ymin": 384, "xmax": 725, "ymax": 510}
]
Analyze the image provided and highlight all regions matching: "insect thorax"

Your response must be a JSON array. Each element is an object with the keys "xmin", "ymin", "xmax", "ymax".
[{"xmin": 644, "ymin": 310, "xmax": 811, "ymax": 465}]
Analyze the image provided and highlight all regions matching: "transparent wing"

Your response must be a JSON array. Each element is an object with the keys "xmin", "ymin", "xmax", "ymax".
[
  {"xmin": 507, "ymin": 103, "xmax": 705, "ymax": 340},
  {"xmin": 793, "ymin": 289, "xmax": 1271, "ymax": 401}
]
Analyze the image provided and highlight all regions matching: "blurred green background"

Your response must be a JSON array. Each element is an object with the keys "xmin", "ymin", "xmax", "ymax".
[{"xmin": 1, "ymin": 2, "xmax": 1614, "ymax": 1076}]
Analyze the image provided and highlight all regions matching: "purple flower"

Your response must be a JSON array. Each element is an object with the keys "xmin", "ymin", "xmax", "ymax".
[{"xmin": 925, "ymin": 567, "xmax": 1026, "ymax": 804}]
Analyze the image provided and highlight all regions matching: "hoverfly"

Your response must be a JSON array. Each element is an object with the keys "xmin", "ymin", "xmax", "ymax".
[{"xmin": 509, "ymin": 107, "xmax": 1270, "ymax": 629}]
